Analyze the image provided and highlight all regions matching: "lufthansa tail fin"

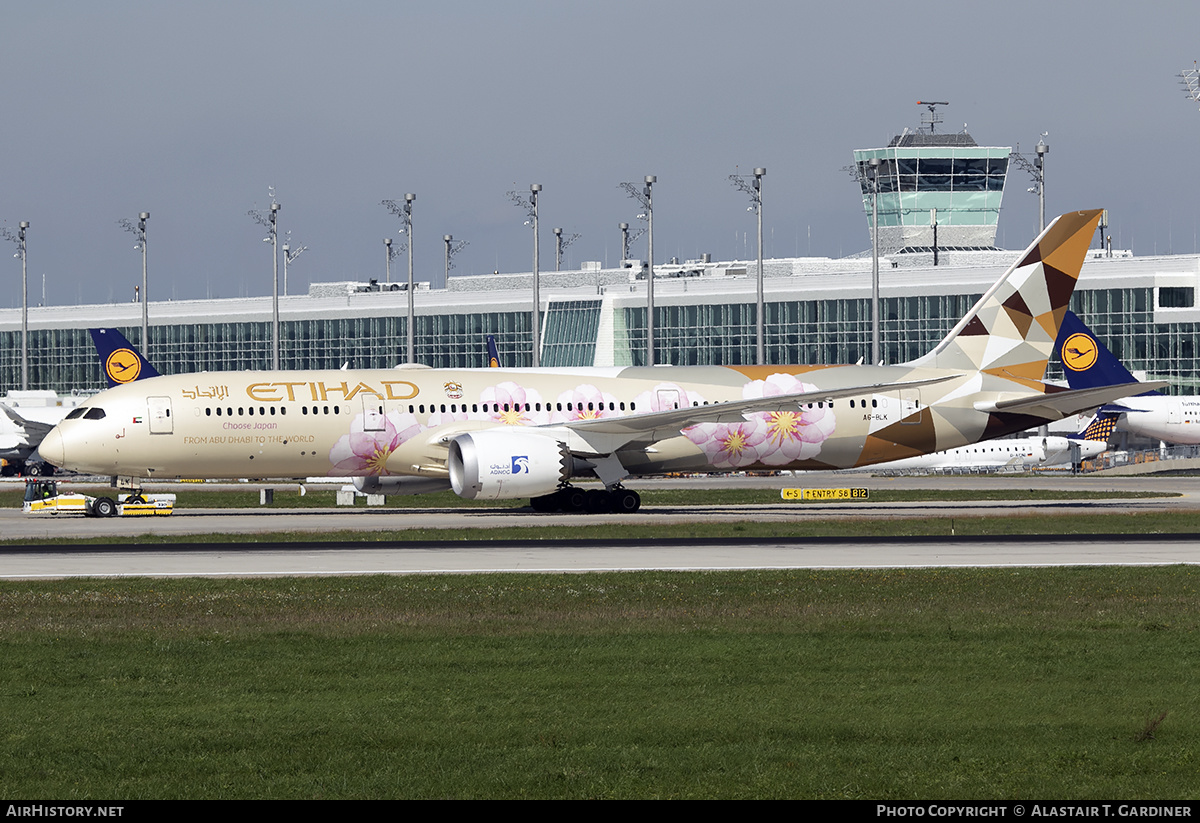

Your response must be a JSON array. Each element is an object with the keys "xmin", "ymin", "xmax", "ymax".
[
  {"xmin": 486, "ymin": 335, "xmax": 501, "ymax": 368},
  {"xmin": 1076, "ymin": 411, "xmax": 1120, "ymax": 443},
  {"xmin": 89, "ymin": 328, "xmax": 161, "ymax": 388},
  {"xmin": 1055, "ymin": 310, "xmax": 1160, "ymax": 396},
  {"xmin": 914, "ymin": 209, "xmax": 1102, "ymax": 380}
]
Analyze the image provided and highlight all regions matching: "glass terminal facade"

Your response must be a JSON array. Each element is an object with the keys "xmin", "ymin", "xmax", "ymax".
[{"xmin": 8, "ymin": 278, "xmax": 1200, "ymax": 395}]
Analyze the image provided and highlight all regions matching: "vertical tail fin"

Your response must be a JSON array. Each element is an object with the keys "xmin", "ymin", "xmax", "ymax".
[
  {"xmin": 89, "ymin": 328, "xmax": 161, "ymax": 388},
  {"xmin": 1076, "ymin": 411, "xmax": 1120, "ymax": 443},
  {"xmin": 1056, "ymin": 310, "xmax": 1159, "ymax": 396},
  {"xmin": 914, "ymin": 209, "xmax": 1102, "ymax": 380},
  {"xmin": 486, "ymin": 335, "xmax": 501, "ymax": 368}
]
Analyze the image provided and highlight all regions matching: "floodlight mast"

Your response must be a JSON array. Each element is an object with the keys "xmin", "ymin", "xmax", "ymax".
[
  {"xmin": 621, "ymin": 176, "xmax": 656, "ymax": 365},
  {"xmin": 382, "ymin": 194, "xmax": 417, "ymax": 363},
  {"xmin": 283, "ymin": 233, "xmax": 307, "ymax": 297},
  {"xmin": 1010, "ymin": 134, "xmax": 1050, "ymax": 233},
  {"xmin": 553, "ymin": 227, "xmax": 580, "ymax": 272},
  {"xmin": 507, "ymin": 185, "xmax": 542, "ymax": 366},
  {"xmin": 867, "ymin": 158, "xmax": 881, "ymax": 365},
  {"xmin": 248, "ymin": 192, "xmax": 282, "ymax": 369},
  {"xmin": 1, "ymin": 222, "xmax": 29, "ymax": 389},
  {"xmin": 531, "ymin": 185, "xmax": 541, "ymax": 367},
  {"xmin": 443, "ymin": 234, "xmax": 468, "ymax": 288},
  {"xmin": 730, "ymin": 167, "xmax": 766, "ymax": 364},
  {"xmin": 1181, "ymin": 61, "xmax": 1200, "ymax": 111},
  {"xmin": 119, "ymin": 212, "xmax": 149, "ymax": 351},
  {"xmin": 619, "ymin": 220, "xmax": 645, "ymax": 264},
  {"xmin": 385, "ymin": 237, "xmax": 400, "ymax": 285}
]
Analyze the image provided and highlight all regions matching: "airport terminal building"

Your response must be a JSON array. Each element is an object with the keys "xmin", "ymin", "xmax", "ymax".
[{"xmin": 4, "ymin": 123, "xmax": 1200, "ymax": 395}]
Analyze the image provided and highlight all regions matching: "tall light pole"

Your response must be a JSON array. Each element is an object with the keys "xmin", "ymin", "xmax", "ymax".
[
  {"xmin": 385, "ymin": 237, "xmax": 399, "ymax": 285},
  {"xmin": 249, "ymin": 195, "xmax": 281, "ymax": 369},
  {"xmin": 509, "ymin": 186, "xmax": 543, "ymax": 365},
  {"xmin": 530, "ymin": 185, "xmax": 541, "ymax": 367},
  {"xmin": 283, "ymin": 237, "xmax": 306, "ymax": 298},
  {"xmin": 868, "ymin": 158, "xmax": 881, "ymax": 366},
  {"xmin": 1035, "ymin": 137, "xmax": 1048, "ymax": 233},
  {"xmin": 119, "ymin": 212, "xmax": 149, "ymax": 350},
  {"xmin": 382, "ymin": 194, "xmax": 416, "ymax": 363},
  {"xmin": 2, "ymin": 222, "xmax": 29, "ymax": 388},
  {"xmin": 553, "ymin": 227, "xmax": 579, "ymax": 272},
  {"xmin": 645, "ymin": 176, "xmax": 656, "ymax": 367},
  {"xmin": 443, "ymin": 234, "xmax": 468, "ymax": 288},
  {"xmin": 731, "ymin": 167, "xmax": 766, "ymax": 364},
  {"xmin": 1011, "ymin": 134, "xmax": 1049, "ymax": 234},
  {"xmin": 621, "ymin": 176, "xmax": 656, "ymax": 365},
  {"xmin": 619, "ymin": 220, "xmax": 644, "ymax": 265}
]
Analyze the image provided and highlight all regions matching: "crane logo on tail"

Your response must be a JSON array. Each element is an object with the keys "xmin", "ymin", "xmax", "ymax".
[
  {"xmin": 104, "ymin": 349, "xmax": 142, "ymax": 384},
  {"xmin": 1062, "ymin": 333, "xmax": 1098, "ymax": 372}
]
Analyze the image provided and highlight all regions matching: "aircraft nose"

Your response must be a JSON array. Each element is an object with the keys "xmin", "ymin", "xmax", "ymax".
[{"xmin": 39, "ymin": 425, "xmax": 65, "ymax": 467}]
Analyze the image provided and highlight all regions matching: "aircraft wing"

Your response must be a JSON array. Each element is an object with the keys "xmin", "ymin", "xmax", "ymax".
[
  {"xmin": 973, "ymin": 381, "xmax": 1170, "ymax": 420},
  {"xmin": 0, "ymin": 404, "xmax": 54, "ymax": 458},
  {"xmin": 553, "ymin": 374, "xmax": 963, "ymax": 454},
  {"xmin": 0, "ymin": 404, "xmax": 55, "ymax": 444}
]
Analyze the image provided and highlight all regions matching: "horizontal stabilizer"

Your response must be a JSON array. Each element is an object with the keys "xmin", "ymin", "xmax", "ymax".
[{"xmin": 974, "ymin": 381, "xmax": 1169, "ymax": 420}]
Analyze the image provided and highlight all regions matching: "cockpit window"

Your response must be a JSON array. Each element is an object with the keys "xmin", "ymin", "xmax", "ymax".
[
  {"xmin": 83, "ymin": 408, "xmax": 106, "ymax": 420},
  {"xmin": 65, "ymin": 408, "xmax": 86, "ymax": 419}
]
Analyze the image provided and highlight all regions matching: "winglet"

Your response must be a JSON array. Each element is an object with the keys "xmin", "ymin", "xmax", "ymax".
[{"xmin": 89, "ymin": 328, "xmax": 161, "ymax": 388}]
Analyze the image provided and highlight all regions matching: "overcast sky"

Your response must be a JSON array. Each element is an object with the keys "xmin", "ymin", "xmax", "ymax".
[{"xmin": 1, "ymin": 0, "xmax": 1197, "ymax": 307}]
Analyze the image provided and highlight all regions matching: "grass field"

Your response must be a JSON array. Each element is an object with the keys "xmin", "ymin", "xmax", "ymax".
[{"xmin": 1, "ymin": 567, "xmax": 1197, "ymax": 799}]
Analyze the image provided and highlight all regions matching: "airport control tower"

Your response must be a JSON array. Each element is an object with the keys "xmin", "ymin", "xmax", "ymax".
[{"xmin": 853, "ymin": 102, "xmax": 1010, "ymax": 254}]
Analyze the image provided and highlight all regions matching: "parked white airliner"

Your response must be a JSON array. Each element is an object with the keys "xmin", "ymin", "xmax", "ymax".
[
  {"xmin": 1058, "ymin": 310, "xmax": 1200, "ymax": 445},
  {"xmin": 40, "ymin": 210, "xmax": 1159, "ymax": 513}
]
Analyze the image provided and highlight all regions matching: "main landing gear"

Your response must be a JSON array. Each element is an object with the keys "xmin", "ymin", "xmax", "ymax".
[{"xmin": 530, "ymin": 486, "xmax": 641, "ymax": 514}]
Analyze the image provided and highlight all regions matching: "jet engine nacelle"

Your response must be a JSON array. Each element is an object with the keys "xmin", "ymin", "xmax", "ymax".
[
  {"xmin": 448, "ymin": 429, "xmax": 571, "ymax": 500},
  {"xmin": 352, "ymin": 475, "xmax": 452, "ymax": 496}
]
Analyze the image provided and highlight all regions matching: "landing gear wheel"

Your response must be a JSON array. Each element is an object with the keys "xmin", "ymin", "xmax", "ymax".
[
  {"xmin": 562, "ymin": 488, "xmax": 587, "ymax": 513},
  {"xmin": 92, "ymin": 497, "xmax": 117, "ymax": 518},
  {"xmin": 613, "ymin": 489, "xmax": 641, "ymax": 513},
  {"xmin": 530, "ymin": 493, "xmax": 558, "ymax": 513},
  {"xmin": 585, "ymin": 489, "xmax": 612, "ymax": 514}
]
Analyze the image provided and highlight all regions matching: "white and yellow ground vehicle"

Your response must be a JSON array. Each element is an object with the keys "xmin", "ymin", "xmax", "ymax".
[{"xmin": 22, "ymin": 479, "xmax": 174, "ymax": 517}]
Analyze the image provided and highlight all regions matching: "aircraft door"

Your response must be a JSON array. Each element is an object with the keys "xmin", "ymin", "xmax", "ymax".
[
  {"xmin": 900, "ymin": 389, "xmax": 925, "ymax": 425},
  {"xmin": 656, "ymin": 389, "xmax": 681, "ymax": 410},
  {"xmin": 361, "ymin": 395, "xmax": 386, "ymax": 432},
  {"xmin": 147, "ymin": 396, "xmax": 173, "ymax": 434}
]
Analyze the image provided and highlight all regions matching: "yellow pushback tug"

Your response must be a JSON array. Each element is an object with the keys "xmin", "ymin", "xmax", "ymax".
[{"xmin": 22, "ymin": 479, "xmax": 174, "ymax": 517}]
